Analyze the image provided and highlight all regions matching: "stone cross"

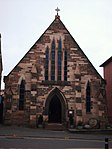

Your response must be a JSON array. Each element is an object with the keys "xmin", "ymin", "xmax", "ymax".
[{"xmin": 55, "ymin": 7, "xmax": 60, "ymax": 15}]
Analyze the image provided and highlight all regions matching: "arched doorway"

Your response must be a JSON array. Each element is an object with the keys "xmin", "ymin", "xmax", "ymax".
[
  {"xmin": 44, "ymin": 88, "xmax": 67, "ymax": 124},
  {"xmin": 49, "ymin": 95, "xmax": 62, "ymax": 123}
]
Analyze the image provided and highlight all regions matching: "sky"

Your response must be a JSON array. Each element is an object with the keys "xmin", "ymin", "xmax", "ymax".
[{"xmin": 0, "ymin": 0, "xmax": 112, "ymax": 89}]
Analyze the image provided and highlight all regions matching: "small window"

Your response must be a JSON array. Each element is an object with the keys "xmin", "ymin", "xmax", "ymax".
[
  {"xmin": 45, "ymin": 47, "xmax": 49, "ymax": 80},
  {"xmin": 19, "ymin": 79, "xmax": 25, "ymax": 110},
  {"xmin": 86, "ymin": 81, "xmax": 91, "ymax": 113},
  {"xmin": 64, "ymin": 50, "xmax": 67, "ymax": 81}
]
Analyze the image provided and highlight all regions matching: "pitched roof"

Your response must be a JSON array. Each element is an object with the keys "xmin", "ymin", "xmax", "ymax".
[
  {"xmin": 5, "ymin": 15, "xmax": 104, "ymax": 81},
  {"xmin": 100, "ymin": 56, "xmax": 112, "ymax": 67}
]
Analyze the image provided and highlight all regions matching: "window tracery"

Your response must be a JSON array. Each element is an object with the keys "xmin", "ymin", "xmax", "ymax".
[{"xmin": 45, "ymin": 38, "xmax": 67, "ymax": 81}]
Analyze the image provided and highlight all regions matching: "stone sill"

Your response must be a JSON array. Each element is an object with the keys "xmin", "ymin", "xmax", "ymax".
[{"xmin": 40, "ymin": 80, "xmax": 70, "ymax": 86}]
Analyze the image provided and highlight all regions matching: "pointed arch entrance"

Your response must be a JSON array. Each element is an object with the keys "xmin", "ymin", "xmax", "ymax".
[
  {"xmin": 45, "ymin": 88, "xmax": 67, "ymax": 123},
  {"xmin": 49, "ymin": 95, "xmax": 62, "ymax": 123}
]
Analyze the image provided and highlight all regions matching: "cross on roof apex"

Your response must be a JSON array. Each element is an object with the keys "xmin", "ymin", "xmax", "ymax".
[{"xmin": 55, "ymin": 7, "xmax": 60, "ymax": 16}]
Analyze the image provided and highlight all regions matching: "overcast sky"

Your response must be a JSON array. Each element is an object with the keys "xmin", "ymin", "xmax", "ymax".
[{"xmin": 0, "ymin": 0, "xmax": 112, "ymax": 89}]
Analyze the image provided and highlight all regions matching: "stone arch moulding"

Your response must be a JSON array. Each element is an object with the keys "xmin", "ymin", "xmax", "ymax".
[
  {"xmin": 44, "ymin": 87, "xmax": 68, "ymax": 123},
  {"xmin": 18, "ymin": 75, "xmax": 25, "ymax": 85}
]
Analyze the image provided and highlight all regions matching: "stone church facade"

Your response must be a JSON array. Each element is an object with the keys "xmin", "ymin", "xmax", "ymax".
[{"xmin": 4, "ymin": 14, "xmax": 107, "ymax": 129}]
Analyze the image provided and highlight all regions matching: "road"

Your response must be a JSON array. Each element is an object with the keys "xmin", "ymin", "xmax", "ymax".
[
  {"xmin": 0, "ymin": 135, "xmax": 112, "ymax": 149},
  {"xmin": 0, "ymin": 125, "xmax": 112, "ymax": 149}
]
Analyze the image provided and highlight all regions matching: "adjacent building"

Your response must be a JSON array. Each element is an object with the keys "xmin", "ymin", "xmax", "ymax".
[
  {"xmin": 0, "ymin": 34, "xmax": 3, "ymax": 90},
  {"xmin": 100, "ymin": 56, "xmax": 112, "ymax": 124},
  {"xmin": 0, "ymin": 33, "xmax": 3, "ymax": 123}
]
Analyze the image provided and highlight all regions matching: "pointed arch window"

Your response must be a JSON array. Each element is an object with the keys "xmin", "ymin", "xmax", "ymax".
[
  {"xmin": 45, "ymin": 46, "xmax": 49, "ymax": 80},
  {"xmin": 19, "ymin": 79, "xmax": 25, "ymax": 110},
  {"xmin": 51, "ymin": 39, "xmax": 55, "ymax": 80},
  {"xmin": 58, "ymin": 39, "xmax": 62, "ymax": 80},
  {"xmin": 86, "ymin": 81, "xmax": 91, "ymax": 113},
  {"xmin": 64, "ymin": 49, "xmax": 67, "ymax": 81},
  {"xmin": 44, "ymin": 38, "xmax": 68, "ymax": 82}
]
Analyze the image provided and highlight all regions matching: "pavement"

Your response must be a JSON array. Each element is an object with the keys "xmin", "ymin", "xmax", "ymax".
[{"xmin": 0, "ymin": 124, "xmax": 112, "ymax": 141}]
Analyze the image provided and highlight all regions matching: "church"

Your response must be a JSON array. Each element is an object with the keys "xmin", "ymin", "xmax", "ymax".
[{"xmin": 4, "ymin": 9, "xmax": 107, "ymax": 129}]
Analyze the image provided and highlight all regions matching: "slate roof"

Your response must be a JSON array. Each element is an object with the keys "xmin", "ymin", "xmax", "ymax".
[{"xmin": 100, "ymin": 56, "xmax": 112, "ymax": 67}]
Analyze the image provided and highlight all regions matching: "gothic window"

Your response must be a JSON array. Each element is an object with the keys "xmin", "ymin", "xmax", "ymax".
[
  {"xmin": 86, "ymin": 81, "xmax": 91, "ymax": 113},
  {"xmin": 45, "ymin": 46, "xmax": 49, "ymax": 80},
  {"xmin": 51, "ymin": 39, "xmax": 55, "ymax": 80},
  {"xmin": 19, "ymin": 79, "xmax": 25, "ymax": 110},
  {"xmin": 58, "ymin": 39, "xmax": 62, "ymax": 80},
  {"xmin": 44, "ymin": 38, "xmax": 68, "ymax": 82},
  {"xmin": 64, "ymin": 49, "xmax": 67, "ymax": 81}
]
